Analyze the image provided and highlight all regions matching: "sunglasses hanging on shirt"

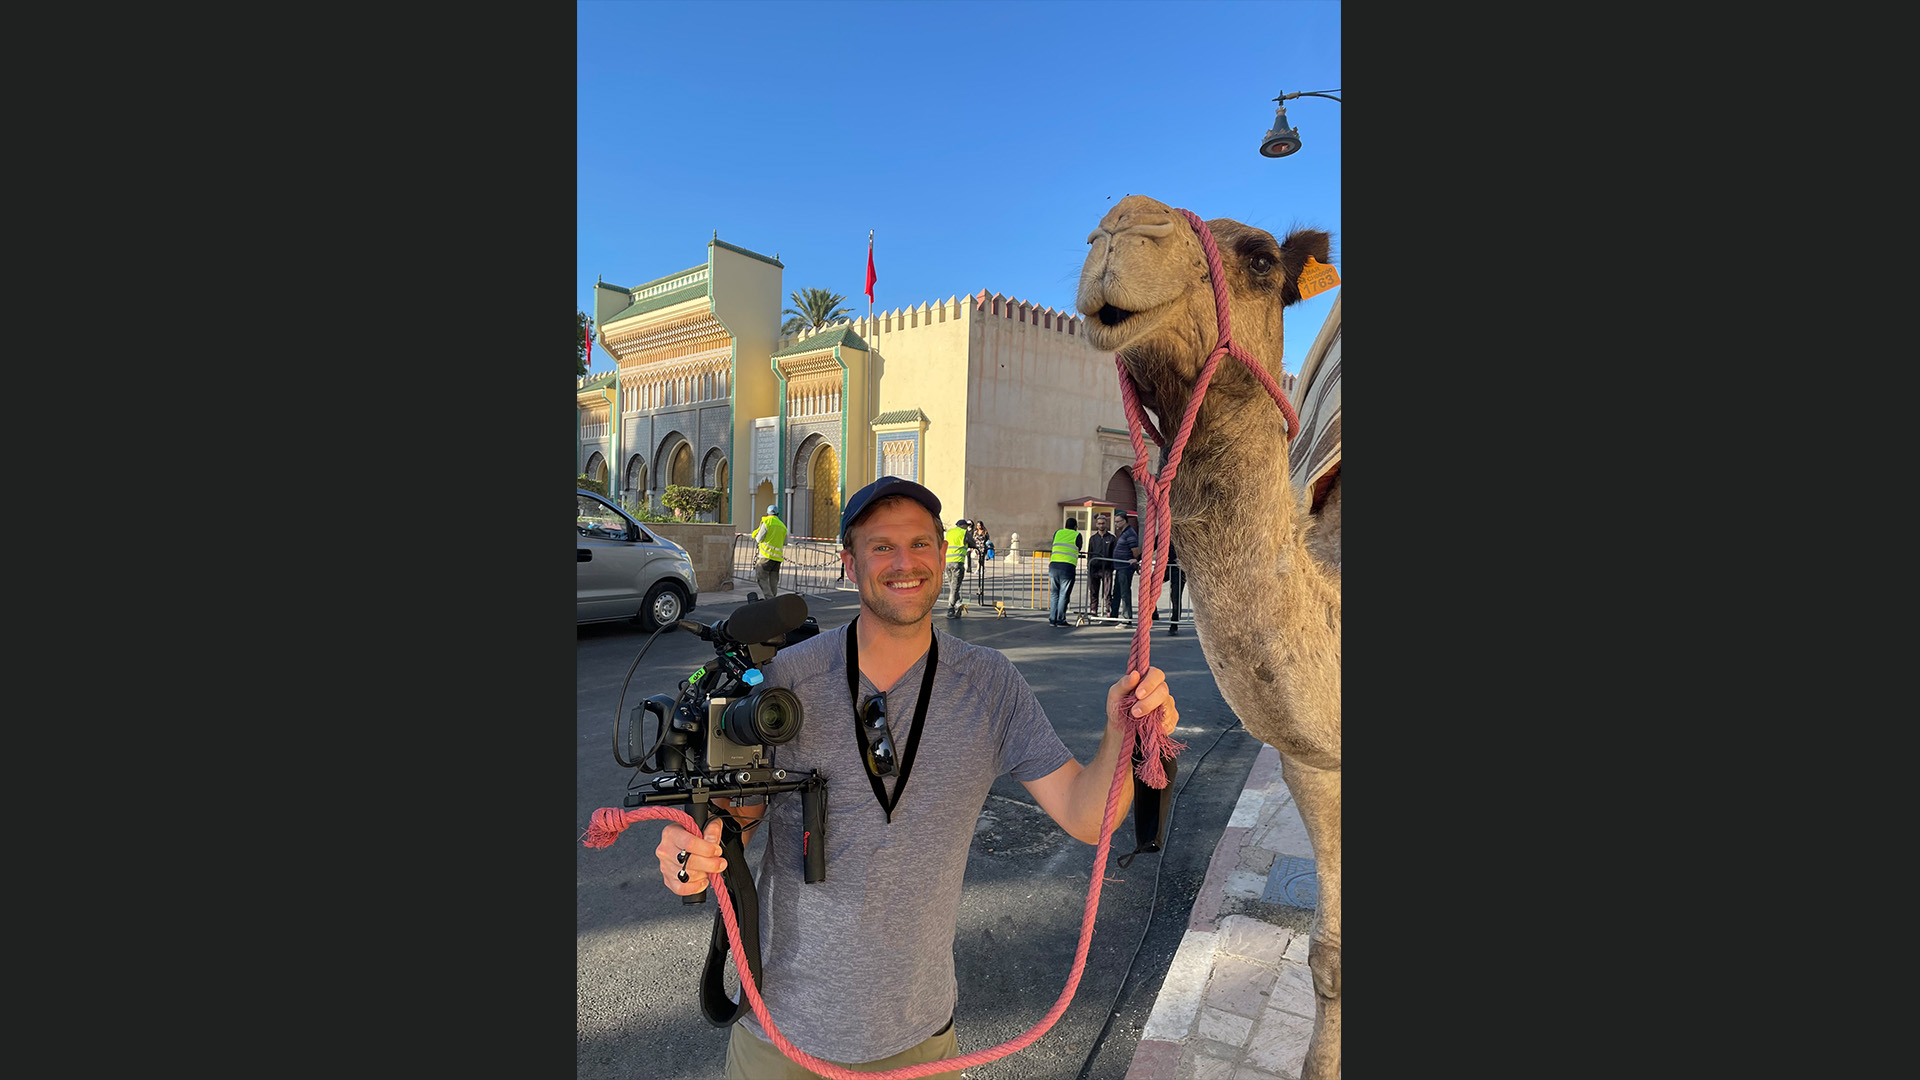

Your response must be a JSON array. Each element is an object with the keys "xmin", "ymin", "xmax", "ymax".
[{"xmin": 845, "ymin": 615, "xmax": 938, "ymax": 823}]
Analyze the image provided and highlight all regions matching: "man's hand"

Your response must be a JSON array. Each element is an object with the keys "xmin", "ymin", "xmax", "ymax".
[
  {"xmin": 1025, "ymin": 666, "xmax": 1184, "ymax": 843},
  {"xmin": 1107, "ymin": 666, "xmax": 1179, "ymax": 737},
  {"xmin": 656, "ymin": 818, "xmax": 726, "ymax": 896}
]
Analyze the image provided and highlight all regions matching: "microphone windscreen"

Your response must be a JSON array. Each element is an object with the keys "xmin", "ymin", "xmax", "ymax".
[{"xmin": 723, "ymin": 592, "xmax": 809, "ymax": 644}]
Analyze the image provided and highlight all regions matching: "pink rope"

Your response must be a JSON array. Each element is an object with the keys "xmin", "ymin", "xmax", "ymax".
[
  {"xmin": 575, "ymin": 208, "xmax": 1290, "ymax": 1075},
  {"xmin": 580, "ymin": 723, "xmax": 1137, "ymax": 1078},
  {"xmin": 1113, "ymin": 208, "xmax": 1298, "ymax": 787}
]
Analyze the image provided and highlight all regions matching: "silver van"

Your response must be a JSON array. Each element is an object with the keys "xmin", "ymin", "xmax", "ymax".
[{"xmin": 576, "ymin": 489, "xmax": 698, "ymax": 629}]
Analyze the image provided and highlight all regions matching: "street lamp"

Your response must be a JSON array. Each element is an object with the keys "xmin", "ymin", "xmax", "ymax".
[{"xmin": 1259, "ymin": 89, "xmax": 1341, "ymax": 159}]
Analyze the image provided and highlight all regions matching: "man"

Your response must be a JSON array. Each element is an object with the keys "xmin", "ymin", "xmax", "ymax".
[
  {"xmin": 656, "ymin": 476, "xmax": 1180, "ymax": 1078},
  {"xmin": 1085, "ymin": 513, "xmax": 1116, "ymax": 620},
  {"xmin": 1107, "ymin": 511, "xmax": 1140, "ymax": 623},
  {"xmin": 1047, "ymin": 516, "xmax": 1081, "ymax": 626},
  {"xmin": 942, "ymin": 518, "xmax": 970, "ymax": 618},
  {"xmin": 753, "ymin": 505, "xmax": 787, "ymax": 599},
  {"xmin": 1164, "ymin": 541, "xmax": 1185, "ymax": 636}
]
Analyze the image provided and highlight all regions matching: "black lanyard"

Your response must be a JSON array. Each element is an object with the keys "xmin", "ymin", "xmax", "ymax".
[{"xmin": 845, "ymin": 616, "xmax": 938, "ymax": 823}]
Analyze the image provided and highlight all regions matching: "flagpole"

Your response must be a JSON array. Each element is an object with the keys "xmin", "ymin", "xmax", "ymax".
[{"xmin": 866, "ymin": 229, "xmax": 875, "ymax": 480}]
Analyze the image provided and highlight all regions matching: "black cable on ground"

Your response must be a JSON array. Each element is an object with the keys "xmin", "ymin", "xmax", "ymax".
[{"xmin": 1073, "ymin": 717, "xmax": 1247, "ymax": 1080}]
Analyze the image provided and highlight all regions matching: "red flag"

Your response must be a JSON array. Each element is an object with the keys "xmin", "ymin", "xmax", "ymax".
[
  {"xmin": 583, "ymin": 317, "xmax": 592, "ymax": 368},
  {"xmin": 864, "ymin": 236, "xmax": 877, "ymax": 304}
]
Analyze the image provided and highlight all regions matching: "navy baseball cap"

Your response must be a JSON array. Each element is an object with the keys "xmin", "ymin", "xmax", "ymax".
[{"xmin": 841, "ymin": 475, "xmax": 942, "ymax": 540}]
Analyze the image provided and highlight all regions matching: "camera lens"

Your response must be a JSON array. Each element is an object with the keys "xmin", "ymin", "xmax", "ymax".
[{"xmin": 723, "ymin": 687, "xmax": 803, "ymax": 746}]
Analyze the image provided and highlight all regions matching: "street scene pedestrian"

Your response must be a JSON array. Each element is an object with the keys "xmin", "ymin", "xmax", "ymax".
[
  {"xmin": 652, "ymin": 476, "xmax": 1181, "ymax": 1078},
  {"xmin": 1047, "ymin": 515, "xmax": 1081, "ymax": 626},
  {"xmin": 968, "ymin": 519, "xmax": 992, "ymax": 597},
  {"xmin": 753, "ymin": 505, "xmax": 787, "ymax": 599},
  {"xmin": 1086, "ymin": 513, "xmax": 1116, "ymax": 618},
  {"xmin": 1164, "ymin": 540, "xmax": 1185, "ymax": 635},
  {"xmin": 1107, "ymin": 511, "xmax": 1140, "ymax": 622},
  {"xmin": 943, "ymin": 518, "xmax": 970, "ymax": 618}
]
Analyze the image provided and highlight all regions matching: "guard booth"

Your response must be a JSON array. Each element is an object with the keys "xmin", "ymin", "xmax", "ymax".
[{"xmin": 1056, "ymin": 496, "xmax": 1118, "ymax": 543}]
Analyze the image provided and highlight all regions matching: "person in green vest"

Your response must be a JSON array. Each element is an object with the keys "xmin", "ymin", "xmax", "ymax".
[
  {"xmin": 1047, "ymin": 516, "xmax": 1082, "ymax": 626},
  {"xmin": 753, "ymin": 505, "xmax": 787, "ymax": 600},
  {"xmin": 942, "ymin": 518, "xmax": 971, "ymax": 617}
]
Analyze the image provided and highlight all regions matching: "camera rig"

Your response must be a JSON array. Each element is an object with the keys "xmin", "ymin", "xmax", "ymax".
[{"xmin": 615, "ymin": 593, "xmax": 828, "ymax": 898}]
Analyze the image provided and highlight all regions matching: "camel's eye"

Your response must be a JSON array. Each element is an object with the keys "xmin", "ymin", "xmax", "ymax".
[{"xmin": 1250, "ymin": 254, "xmax": 1276, "ymax": 275}]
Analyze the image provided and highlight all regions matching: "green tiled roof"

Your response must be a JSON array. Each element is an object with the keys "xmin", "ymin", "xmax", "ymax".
[
  {"xmin": 772, "ymin": 324, "xmax": 868, "ymax": 358},
  {"xmin": 873, "ymin": 408, "xmax": 928, "ymax": 425},
  {"xmin": 604, "ymin": 281, "xmax": 710, "ymax": 324},
  {"xmin": 577, "ymin": 372, "xmax": 615, "ymax": 392}
]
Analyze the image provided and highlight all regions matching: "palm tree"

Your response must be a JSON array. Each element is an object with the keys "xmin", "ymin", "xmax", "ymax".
[{"xmin": 781, "ymin": 288, "xmax": 853, "ymax": 336}]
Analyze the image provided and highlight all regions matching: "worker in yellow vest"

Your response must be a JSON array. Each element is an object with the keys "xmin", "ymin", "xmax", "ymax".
[
  {"xmin": 1047, "ymin": 516, "xmax": 1082, "ymax": 626},
  {"xmin": 943, "ymin": 519, "xmax": 971, "ymax": 617},
  {"xmin": 753, "ymin": 505, "xmax": 787, "ymax": 600}
]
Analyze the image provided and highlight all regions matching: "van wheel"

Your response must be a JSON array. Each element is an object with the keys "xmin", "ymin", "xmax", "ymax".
[{"xmin": 638, "ymin": 582, "xmax": 685, "ymax": 631}]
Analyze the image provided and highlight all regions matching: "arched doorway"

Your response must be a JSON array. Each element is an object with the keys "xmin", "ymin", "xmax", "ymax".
[
  {"xmin": 1104, "ymin": 466, "xmax": 1138, "ymax": 515},
  {"xmin": 714, "ymin": 460, "xmax": 730, "ymax": 523},
  {"xmin": 583, "ymin": 452, "xmax": 608, "ymax": 490},
  {"xmin": 625, "ymin": 455, "xmax": 647, "ymax": 510},
  {"xmin": 810, "ymin": 445, "xmax": 840, "ymax": 540},
  {"xmin": 702, "ymin": 449, "xmax": 729, "ymax": 523},
  {"xmin": 670, "ymin": 443, "xmax": 694, "ymax": 489},
  {"xmin": 755, "ymin": 480, "xmax": 776, "ymax": 524}
]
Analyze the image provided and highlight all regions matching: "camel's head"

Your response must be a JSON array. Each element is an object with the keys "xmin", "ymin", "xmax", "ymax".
[{"xmin": 1076, "ymin": 195, "xmax": 1330, "ymax": 391}]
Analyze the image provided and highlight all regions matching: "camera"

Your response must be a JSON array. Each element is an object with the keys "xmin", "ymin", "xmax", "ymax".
[{"xmin": 615, "ymin": 593, "xmax": 828, "ymax": 895}]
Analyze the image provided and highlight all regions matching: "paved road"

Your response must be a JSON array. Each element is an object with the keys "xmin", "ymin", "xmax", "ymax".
[{"xmin": 577, "ymin": 590, "xmax": 1264, "ymax": 1079}]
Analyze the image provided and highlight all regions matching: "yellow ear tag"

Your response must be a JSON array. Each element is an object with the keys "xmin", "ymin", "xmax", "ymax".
[{"xmin": 1296, "ymin": 257, "xmax": 1340, "ymax": 299}]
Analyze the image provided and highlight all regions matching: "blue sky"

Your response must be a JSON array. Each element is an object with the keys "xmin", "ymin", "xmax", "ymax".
[{"xmin": 578, "ymin": 0, "xmax": 1340, "ymax": 376}]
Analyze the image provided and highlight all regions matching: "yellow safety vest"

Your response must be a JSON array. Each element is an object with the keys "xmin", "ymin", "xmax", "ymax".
[
  {"xmin": 1051, "ymin": 526, "xmax": 1080, "ymax": 565},
  {"xmin": 756, "ymin": 516, "xmax": 787, "ymax": 562},
  {"xmin": 945, "ymin": 526, "xmax": 967, "ymax": 564}
]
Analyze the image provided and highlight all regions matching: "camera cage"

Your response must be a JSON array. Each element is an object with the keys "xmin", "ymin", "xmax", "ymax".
[{"xmin": 614, "ymin": 597, "xmax": 830, "ymax": 890}]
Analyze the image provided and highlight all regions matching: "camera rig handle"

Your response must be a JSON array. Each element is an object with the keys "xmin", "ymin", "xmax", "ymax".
[{"xmin": 630, "ymin": 769, "xmax": 829, "ymax": 902}]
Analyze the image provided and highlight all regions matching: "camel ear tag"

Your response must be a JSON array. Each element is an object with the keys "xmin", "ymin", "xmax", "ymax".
[{"xmin": 1296, "ymin": 258, "xmax": 1339, "ymax": 300}]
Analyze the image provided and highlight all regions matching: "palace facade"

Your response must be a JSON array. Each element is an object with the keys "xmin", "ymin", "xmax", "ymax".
[{"xmin": 578, "ymin": 233, "xmax": 1308, "ymax": 553}]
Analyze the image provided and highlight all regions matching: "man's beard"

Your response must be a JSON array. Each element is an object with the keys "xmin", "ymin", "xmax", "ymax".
[{"xmin": 861, "ymin": 572, "xmax": 937, "ymax": 627}]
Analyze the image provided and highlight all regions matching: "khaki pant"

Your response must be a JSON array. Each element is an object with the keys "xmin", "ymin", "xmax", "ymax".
[
  {"xmin": 725, "ymin": 1017, "xmax": 959, "ymax": 1079},
  {"xmin": 755, "ymin": 559, "xmax": 781, "ymax": 599}
]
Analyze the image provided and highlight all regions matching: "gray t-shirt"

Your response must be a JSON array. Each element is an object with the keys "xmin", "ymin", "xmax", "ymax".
[{"xmin": 739, "ymin": 621, "xmax": 1073, "ymax": 1062}]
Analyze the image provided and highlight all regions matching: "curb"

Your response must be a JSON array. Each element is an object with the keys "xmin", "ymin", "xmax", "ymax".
[{"xmin": 1124, "ymin": 744, "xmax": 1288, "ymax": 1079}]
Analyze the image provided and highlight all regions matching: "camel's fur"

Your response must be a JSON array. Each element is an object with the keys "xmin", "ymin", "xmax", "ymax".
[{"xmin": 1077, "ymin": 195, "xmax": 1342, "ymax": 1078}]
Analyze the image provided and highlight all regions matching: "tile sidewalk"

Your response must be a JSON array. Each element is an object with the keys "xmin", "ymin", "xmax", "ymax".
[{"xmin": 1123, "ymin": 743, "xmax": 1323, "ymax": 1080}]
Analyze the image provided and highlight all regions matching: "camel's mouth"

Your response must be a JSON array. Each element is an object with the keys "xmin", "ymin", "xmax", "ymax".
[{"xmin": 1096, "ymin": 304, "xmax": 1136, "ymax": 327}]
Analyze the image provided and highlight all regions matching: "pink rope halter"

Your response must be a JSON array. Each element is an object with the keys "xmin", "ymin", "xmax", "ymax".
[{"xmin": 1114, "ymin": 208, "xmax": 1299, "ymax": 786}]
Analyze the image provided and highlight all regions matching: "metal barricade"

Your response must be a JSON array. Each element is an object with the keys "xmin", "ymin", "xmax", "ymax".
[
  {"xmin": 726, "ymin": 533, "xmax": 1183, "ymax": 626},
  {"xmin": 732, "ymin": 533, "xmax": 857, "ymax": 599}
]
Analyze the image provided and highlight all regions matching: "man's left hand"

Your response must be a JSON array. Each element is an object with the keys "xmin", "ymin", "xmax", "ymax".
[{"xmin": 1107, "ymin": 667, "xmax": 1178, "ymax": 736}]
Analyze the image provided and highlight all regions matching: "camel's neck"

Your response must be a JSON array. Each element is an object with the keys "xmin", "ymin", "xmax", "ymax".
[{"xmin": 1129, "ymin": 355, "xmax": 1303, "ymax": 564}]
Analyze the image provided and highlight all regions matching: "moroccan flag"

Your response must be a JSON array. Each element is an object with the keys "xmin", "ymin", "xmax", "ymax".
[
  {"xmin": 583, "ymin": 316, "xmax": 592, "ymax": 367},
  {"xmin": 865, "ymin": 234, "xmax": 877, "ymax": 304}
]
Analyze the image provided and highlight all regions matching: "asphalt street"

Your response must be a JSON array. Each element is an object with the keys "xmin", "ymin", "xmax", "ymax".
[{"xmin": 577, "ymin": 589, "xmax": 1264, "ymax": 1079}]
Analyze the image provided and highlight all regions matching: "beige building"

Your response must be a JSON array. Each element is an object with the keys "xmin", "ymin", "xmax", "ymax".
[
  {"xmin": 580, "ymin": 235, "xmax": 1137, "ymax": 553},
  {"xmin": 578, "ymin": 233, "xmax": 1329, "ymax": 558}
]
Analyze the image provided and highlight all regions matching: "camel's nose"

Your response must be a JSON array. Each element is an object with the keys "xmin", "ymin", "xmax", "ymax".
[{"xmin": 1097, "ymin": 194, "xmax": 1176, "ymax": 237}]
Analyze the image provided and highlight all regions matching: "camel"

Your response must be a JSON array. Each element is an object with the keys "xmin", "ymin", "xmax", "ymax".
[{"xmin": 1076, "ymin": 195, "xmax": 1342, "ymax": 1079}]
